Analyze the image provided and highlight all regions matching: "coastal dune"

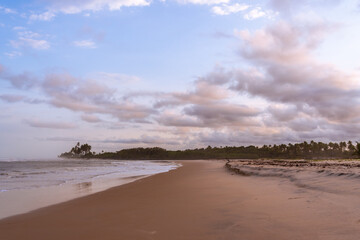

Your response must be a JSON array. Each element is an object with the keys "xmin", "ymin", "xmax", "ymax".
[{"xmin": 1, "ymin": 160, "xmax": 360, "ymax": 240}]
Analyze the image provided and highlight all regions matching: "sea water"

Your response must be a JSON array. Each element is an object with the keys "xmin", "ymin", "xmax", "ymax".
[{"xmin": 0, "ymin": 159, "xmax": 179, "ymax": 219}]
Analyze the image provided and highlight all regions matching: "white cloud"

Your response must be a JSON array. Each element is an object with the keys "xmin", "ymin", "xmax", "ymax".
[
  {"xmin": 244, "ymin": 7, "xmax": 277, "ymax": 20},
  {"xmin": 29, "ymin": 11, "xmax": 56, "ymax": 21},
  {"xmin": 47, "ymin": 0, "xmax": 151, "ymax": 14},
  {"xmin": 5, "ymin": 51, "xmax": 22, "ymax": 58},
  {"xmin": 10, "ymin": 30, "xmax": 50, "ymax": 50},
  {"xmin": 73, "ymin": 40, "xmax": 97, "ymax": 48},
  {"xmin": 212, "ymin": 3, "xmax": 249, "ymax": 15},
  {"xmin": 177, "ymin": 0, "xmax": 229, "ymax": 5},
  {"xmin": 0, "ymin": 6, "xmax": 16, "ymax": 14},
  {"xmin": 18, "ymin": 31, "xmax": 41, "ymax": 39},
  {"xmin": 10, "ymin": 38, "xmax": 50, "ymax": 50}
]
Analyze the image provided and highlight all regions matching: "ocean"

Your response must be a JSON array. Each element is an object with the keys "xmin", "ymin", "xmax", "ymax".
[{"xmin": 0, "ymin": 159, "xmax": 179, "ymax": 219}]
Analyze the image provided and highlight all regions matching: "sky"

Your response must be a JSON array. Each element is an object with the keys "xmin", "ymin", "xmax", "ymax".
[{"xmin": 1, "ymin": 0, "xmax": 360, "ymax": 159}]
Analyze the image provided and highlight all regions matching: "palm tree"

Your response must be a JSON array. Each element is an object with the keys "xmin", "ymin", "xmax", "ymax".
[{"xmin": 354, "ymin": 142, "xmax": 360, "ymax": 158}]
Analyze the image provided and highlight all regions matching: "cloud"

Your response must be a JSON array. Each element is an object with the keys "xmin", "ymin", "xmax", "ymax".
[
  {"xmin": 267, "ymin": 105, "xmax": 299, "ymax": 122},
  {"xmin": 244, "ymin": 7, "xmax": 276, "ymax": 20},
  {"xmin": 177, "ymin": 0, "xmax": 230, "ymax": 5},
  {"xmin": 0, "ymin": 6, "xmax": 16, "ymax": 14},
  {"xmin": 73, "ymin": 40, "xmax": 97, "ymax": 48},
  {"xmin": 79, "ymin": 25, "xmax": 106, "ymax": 42},
  {"xmin": 102, "ymin": 134, "xmax": 181, "ymax": 145},
  {"xmin": 24, "ymin": 119, "xmax": 77, "ymax": 129},
  {"xmin": 154, "ymin": 68, "xmax": 233, "ymax": 108},
  {"xmin": 29, "ymin": 11, "xmax": 56, "ymax": 21},
  {"xmin": 10, "ymin": 30, "xmax": 50, "ymax": 50},
  {"xmin": 268, "ymin": 0, "xmax": 341, "ymax": 16},
  {"xmin": 3, "ymin": 15, "xmax": 360, "ymax": 148},
  {"xmin": 81, "ymin": 114, "xmax": 102, "ymax": 123},
  {"xmin": 183, "ymin": 103, "xmax": 261, "ymax": 127},
  {"xmin": 5, "ymin": 51, "xmax": 22, "ymax": 58},
  {"xmin": 10, "ymin": 38, "xmax": 50, "ymax": 50},
  {"xmin": 0, "ymin": 67, "xmax": 38, "ymax": 89},
  {"xmin": 173, "ymin": 19, "xmax": 360, "ymax": 145},
  {"xmin": 46, "ymin": 137, "xmax": 83, "ymax": 142},
  {"xmin": 41, "ymin": 72, "xmax": 156, "ymax": 122},
  {"xmin": 46, "ymin": 0, "xmax": 151, "ymax": 14},
  {"xmin": 0, "ymin": 66, "xmax": 154, "ymax": 123},
  {"xmin": 232, "ymin": 21, "xmax": 360, "ymax": 123},
  {"xmin": 0, "ymin": 94, "xmax": 25, "ymax": 103},
  {"xmin": 156, "ymin": 105, "xmax": 260, "ymax": 129},
  {"xmin": 156, "ymin": 112, "xmax": 203, "ymax": 127},
  {"xmin": 211, "ymin": 3, "xmax": 249, "ymax": 15},
  {"xmin": 94, "ymin": 72, "xmax": 140, "ymax": 83}
]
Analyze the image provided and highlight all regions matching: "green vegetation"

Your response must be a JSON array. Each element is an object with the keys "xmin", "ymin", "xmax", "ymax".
[
  {"xmin": 59, "ymin": 141, "xmax": 360, "ymax": 160},
  {"xmin": 59, "ymin": 142, "xmax": 94, "ymax": 158}
]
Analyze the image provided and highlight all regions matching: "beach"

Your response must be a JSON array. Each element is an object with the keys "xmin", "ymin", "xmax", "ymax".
[
  {"xmin": 0, "ymin": 159, "xmax": 178, "ymax": 219},
  {"xmin": 1, "ymin": 160, "xmax": 360, "ymax": 240}
]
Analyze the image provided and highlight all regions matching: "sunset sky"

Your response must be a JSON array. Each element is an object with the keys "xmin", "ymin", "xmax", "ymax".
[{"xmin": 1, "ymin": 0, "xmax": 360, "ymax": 158}]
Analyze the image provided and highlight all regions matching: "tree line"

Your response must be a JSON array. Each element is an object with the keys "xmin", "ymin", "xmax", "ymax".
[
  {"xmin": 59, "ymin": 142, "xmax": 93, "ymax": 158},
  {"xmin": 59, "ymin": 141, "xmax": 360, "ymax": 160}
]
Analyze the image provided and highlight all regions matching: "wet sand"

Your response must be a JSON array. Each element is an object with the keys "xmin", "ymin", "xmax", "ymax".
[{"xmin": 1, "ymin": 160, "xmax": 360, "ymax": 240}]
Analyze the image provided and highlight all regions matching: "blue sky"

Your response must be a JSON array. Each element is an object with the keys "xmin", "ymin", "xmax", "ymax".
[{"xmin": 1, "ymin": 0, "xmax": 360, "ymax": 158}]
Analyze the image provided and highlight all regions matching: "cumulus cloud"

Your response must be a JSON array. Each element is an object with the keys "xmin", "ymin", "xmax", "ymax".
[
  {"xmin": 10, "ymin": 30, "xmax": 50, "ymax": 50},
  {"xmin": 10, "ymin": 38, "xmax": 50, "ymax": 50},
  {"xmin": 165, "ymin": 19, "xmax": 358, "ymax": 146},
  {"xmin": 2, "ymin": 14, "xmax": 360, "ymax": 148},
  {"xmin": 41, "ymin": 72, "xmax": 156, "ymax": 122},
  {"xmin": 0, "ymin": 67, "xmax": 38, "ymax": 89},
  {"xmin": 110, "ymin": 18, "xmax": 359, "ymax": 148},
  {"xmin": 29, "ymin": 11, "xmax": 56, "ymax": 21},
  {"xmin": 211, "ymin": 3, "xmax": 249, "ymax": 15},
  {"xmin": 45, "ymin": 0, "xmax": 150, "ymax": 14},
  {"xmin": 243, "ymin": 7, "xmax": 276, "ymax": 20},
  {"xmin": 154, "ymin": 68, "xmax": 233, "ymax": 108},
  {"xmin": 232, "ymin": 21, "xmax": 360, "ymax": 123},
  {"xmin": 183, "ymin": 103, "xmax": 261, "ymax": 127}
]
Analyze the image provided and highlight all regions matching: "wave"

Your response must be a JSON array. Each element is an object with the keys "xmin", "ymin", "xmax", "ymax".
[{"xmin": 0, "ymin": 160, "xmax": 178, "ymax": 192}]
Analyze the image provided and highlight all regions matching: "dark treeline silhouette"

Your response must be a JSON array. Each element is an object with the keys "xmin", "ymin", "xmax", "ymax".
[
  {"xmin": 59, "ymin": 142, "xmax": 94, "ymax": 158},
  {"xmin": 59, "ymin": 141, "xmax": 360, "ymax": 160}
]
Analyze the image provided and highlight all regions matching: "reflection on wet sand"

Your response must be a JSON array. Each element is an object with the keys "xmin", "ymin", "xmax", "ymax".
[{"xmin": 75, "ymin": 182, "xmax": 92, "ymax": 193}]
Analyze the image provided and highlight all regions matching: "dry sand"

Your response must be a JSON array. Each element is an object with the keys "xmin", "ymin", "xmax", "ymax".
[{"xmin": 1, "ymin": 160, "xmax": 360, "ymax": 240}]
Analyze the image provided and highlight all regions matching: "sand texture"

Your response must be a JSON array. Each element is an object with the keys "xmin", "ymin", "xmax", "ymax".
[{"xmin": 1, "ymin": 160, "xmax": 360, "ymax": 240}]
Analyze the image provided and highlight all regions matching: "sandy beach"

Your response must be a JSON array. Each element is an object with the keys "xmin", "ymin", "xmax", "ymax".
[{"xmin": 1, "ymin": 160, "xmax": 360, "ymax": 240}]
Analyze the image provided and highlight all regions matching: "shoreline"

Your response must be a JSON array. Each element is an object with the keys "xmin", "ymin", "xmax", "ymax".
[
  {"xmin": 2, "ymin": 160, "xmax": 360, "ymax": 239},
  {"xmin": 0, "ymin": 160, "xmax": 179, "ymax": 220}
]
